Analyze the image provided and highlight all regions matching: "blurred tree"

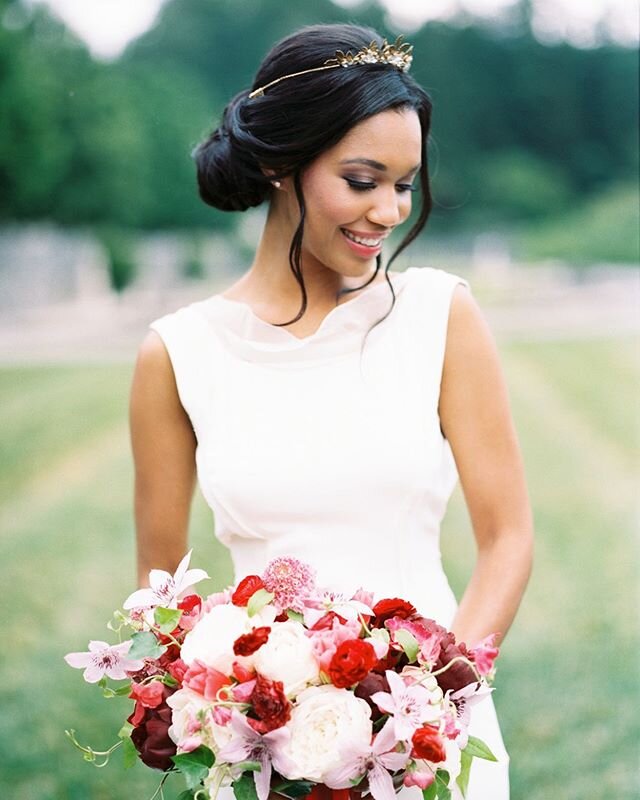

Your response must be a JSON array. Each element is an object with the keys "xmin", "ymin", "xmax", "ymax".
[{"xmin": 0, "ymin": 0, "xmax": 637, "ymax": 237}]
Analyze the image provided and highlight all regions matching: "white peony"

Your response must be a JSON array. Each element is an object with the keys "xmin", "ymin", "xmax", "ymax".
[
  {"xmin": 252, "ymin": 619, "xmax": 320, "ymax": 696},
  {"xmin": 165, "ymin": 687, "xmax": 230, "ymax": 754},
  {"xmin": 180, "ymin": 603, "xmax": 250, "ymax": 673},
  {"xmin": 276, "ymin": 685, "xmax": 373, "ymax": 782}
]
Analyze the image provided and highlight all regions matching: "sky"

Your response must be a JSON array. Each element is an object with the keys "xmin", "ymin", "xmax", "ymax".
[{"xmin": 22, "ymin": 0, "xmax": 640, "ymax": 60}]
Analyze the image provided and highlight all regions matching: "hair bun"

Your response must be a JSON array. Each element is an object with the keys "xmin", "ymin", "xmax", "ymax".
[{"xmin": 193, "ymin": 92, "xmax": 268, "ymax": 212}]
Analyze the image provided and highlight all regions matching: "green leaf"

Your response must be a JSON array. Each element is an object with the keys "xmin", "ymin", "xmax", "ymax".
[
  {"xmin": 118, "ymin": 722, "xmax": 134, "ymax": 739},
  {"xmin": 422, "ymin": 783, "xmax": 437, "ymax": 800},
  {"xmin": 247, "ymin": 588, "xmax": 275, "ymax": 617},
  {"xmin": 176, "ymin": 792, "xmax": 196, "ymax": 800},
  {"xmin": 272, "ymin": 779, "xmax": 315, "ymax": 798},
  {"xmin": 434, "ymin": 768, "xmax": 451, "ymax": 800},
  {"xmin": 463, "ymin": 735, "xmax": 498, "ymax": 762},
  {"xmin": 122, "ymin": 735, "xmax": 138, "ymax": 769},
  {"xmin": 456, "ymin": 748, "xmax": 472, "ymax": 796},
  {"xmin": 393, "ymin": 628, "xmax": 419, "ymax": 662},
  {"xmin": 233, "ymin": 772, "xmax": 258, "ymax": 800},
  {"xmin": 286, "ymin": 610, "xmax": 304, "ymax": 623},
  {"xmin": 102, "ymin": 682, "xmax": 134, "ymax": 699},
  {"xmin": 128, "ymin": 631, "xmax": 167, "ymax": 660},
  {"xmin": 235, "ymin": 760, "xmax": 262, "ymax": 772},
  {"xmin": 172, "ymin": 746, "xmax": 215, "ymax": 789},
  {"xmin": 154, "ymin": 607, "xmax": 183, "ymax": 634}
]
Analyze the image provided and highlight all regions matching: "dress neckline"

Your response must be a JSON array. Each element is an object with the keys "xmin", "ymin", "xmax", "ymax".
[
  {"xmin": 211, "ymin": 269, "xmax": 409, "ymax": 344},
  {"xmin": 197, "ymin": 268, "xmax": 415, "ymax": 365}
]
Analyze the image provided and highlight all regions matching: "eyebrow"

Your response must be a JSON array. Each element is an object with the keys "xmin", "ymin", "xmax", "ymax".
[{"xmin": 339, "ymin": 157, "xmax": 421, "ymax": 174}]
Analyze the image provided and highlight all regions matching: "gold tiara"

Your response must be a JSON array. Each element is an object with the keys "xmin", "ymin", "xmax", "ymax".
[{"xmin": 248, "ymin": 36, "xmax": 413, "ymax": 99}]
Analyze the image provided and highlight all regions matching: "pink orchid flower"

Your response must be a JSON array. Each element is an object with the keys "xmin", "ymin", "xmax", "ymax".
[
  {"xmin": 303, "ymin": 589, "xmax": 373, "ymax": 629},
  {"xmin": 123, "ymin": 550, "xmax": 209, "ymax": 611},
  {"xmin": 64, "ymin": 640, "xmax": 144, "ymax": 683},
  {"xmin": 449, "ymin": 682, "xmax": 494, "ymax": 748},
  {"xmin": 324, "ymin": 718, "xmax": 410, "ymax": 800},
  {"xmin": 371, "ymin": 670, "xmax": 435, "ymax": 741},
  {"xmin": 216, "ymin": 711, "xmax": 296, "ymax": 800}
]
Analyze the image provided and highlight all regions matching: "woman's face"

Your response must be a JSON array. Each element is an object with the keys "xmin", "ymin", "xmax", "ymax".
[{"xmin": 284, "ymin": 107, "xmax": 422, "ymax": 279}]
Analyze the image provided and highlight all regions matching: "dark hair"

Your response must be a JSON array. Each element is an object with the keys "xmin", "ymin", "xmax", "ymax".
[{"xmin": 194, "ymin": 23, "xmax": 434, "ymax": 330}]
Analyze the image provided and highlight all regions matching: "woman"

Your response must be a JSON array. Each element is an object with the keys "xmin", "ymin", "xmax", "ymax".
[{"xmin": 129, "ymin": 23, "xmax": 533, "ymax": 799}]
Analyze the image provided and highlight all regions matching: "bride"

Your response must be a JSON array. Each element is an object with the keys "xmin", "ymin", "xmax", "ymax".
[{"xmin": 129, "ymin": 23, "xmax": 533, "ymax": 799}]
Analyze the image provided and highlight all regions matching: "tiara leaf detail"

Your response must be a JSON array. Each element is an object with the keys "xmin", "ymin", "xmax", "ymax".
[
  {"xmin": 324, "ymin": 36, "xmax": 413, "ymax": 71},
  {"xmin": 248, "ymin": 35, "xmax": 413, "ymax": 99}
]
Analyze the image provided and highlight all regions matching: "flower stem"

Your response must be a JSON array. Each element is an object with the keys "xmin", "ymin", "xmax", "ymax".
[{"xmin": 64, "ymin": 729, "xmax": 122, "ymax": 768}]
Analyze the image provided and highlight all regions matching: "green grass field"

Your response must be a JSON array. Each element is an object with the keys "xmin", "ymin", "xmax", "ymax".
[{"xmin": 1, "ymin": 335, "xmax": 638, "ymax": 799}]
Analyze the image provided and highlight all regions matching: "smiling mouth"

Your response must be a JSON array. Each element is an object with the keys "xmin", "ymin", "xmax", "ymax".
[{"xmin": 341, "ymin": 229, "xmax": 387, "ymax": 247}]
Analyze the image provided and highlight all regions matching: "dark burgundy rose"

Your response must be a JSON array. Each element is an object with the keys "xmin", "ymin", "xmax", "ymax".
[
  {"xmin": 434, "ymin": 639, "xmax": 477, "ymax": 693},
  {"xmin": 354, "ymin": 672, "xmax": 390, "ymax": 721},
  {"xmin": 127, "ymin": 686, "xmax": 177, "ymax": 771},
  {"xmin": 249, "ymin": 673, "xmax": 291, "ymax": 733}
]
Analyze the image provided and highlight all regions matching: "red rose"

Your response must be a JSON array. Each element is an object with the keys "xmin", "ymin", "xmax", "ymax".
[
  {"xmin": 328, "ymin": 639, "xmax": 377, "ymax": 689},
  {"xmin": 249, "ymin": 673, "xmax": 291, "ymax": 733},
  {"xmin": 232, "ymin": 575, "xmax": 265, "ymax": 606},
  {"xmin": 310, "ymin": 611, "xmax": 347, "ymax": 631},
  {"xmin": 233, "ymin": 626, "xmax": 271, "ymax": 656},
  {"xmin": 372, "ymin": 598, "xmax": 417, "ymax": 627},
  {"xmin": 411, "ymin": 725, "xmax": 447, "ymax": 763},
  {"xmin": 177, "ymin": 594, "xmax": 203, "ymax": 630},
  {"xmin": 127, "ymin": 685, "xmax": 177, "ymax": 771},
  {"xmin": 177, "ymin": 594, "xmax": 202, "ymax": 614}
]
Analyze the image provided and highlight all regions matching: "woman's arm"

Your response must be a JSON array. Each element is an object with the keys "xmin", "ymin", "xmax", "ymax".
[
  {"xmin": 129, "ymin": 330, "xmax": 198, "ymax": 588},
  {"xmin": 439, "ymin": 284, "xmax": 534, "ymax": 648}
]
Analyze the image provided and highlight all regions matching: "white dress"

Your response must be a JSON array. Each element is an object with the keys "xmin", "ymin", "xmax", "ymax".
[{"xmin": 149, "ymin": 266, "xmax": 510, "ymax": 799}]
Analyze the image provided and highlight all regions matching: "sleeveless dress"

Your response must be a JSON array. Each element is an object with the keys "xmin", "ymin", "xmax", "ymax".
[{"xmin": 149, "ymin": 266, "xmax": 510, "ymax": 799}]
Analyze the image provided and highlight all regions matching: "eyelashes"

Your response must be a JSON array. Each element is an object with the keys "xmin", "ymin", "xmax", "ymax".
[{"xmin": 345, "ymin": 179, "xmax": 418, "ymax": 194}]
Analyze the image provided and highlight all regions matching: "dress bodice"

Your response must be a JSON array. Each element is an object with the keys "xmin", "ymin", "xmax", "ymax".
[{"xmin": 150, "ymin": 266, "xmax": 468, "ymax": 627}]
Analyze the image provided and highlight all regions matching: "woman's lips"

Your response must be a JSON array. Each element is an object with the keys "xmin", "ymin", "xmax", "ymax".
[{"xmin": 340, "ymin": 228, "xmax": 386, "ymax": 256}]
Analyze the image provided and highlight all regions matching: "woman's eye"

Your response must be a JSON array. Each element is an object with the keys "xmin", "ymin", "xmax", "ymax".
[{"xmin": 345, "ymin": 179, "xmax": 376, "ymax": 191}]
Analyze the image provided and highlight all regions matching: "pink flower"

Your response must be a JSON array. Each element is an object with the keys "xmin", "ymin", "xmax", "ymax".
[
  {"xmin": 450, "ymin": 682, "xmax": 494, "ymax": 748},
  {"xmin": 386, "ymin": 618, "xmax": 443, "ymax": 665},
  {"xmin": 324, "ymin": 718, "xmax": 410, "ymax": 800},
  {"xmin": 201, "ymin": 590, "xmax": 232, "ymax": 613},
  {"xmin": 403, "ymin": 763, "xmax": 435, "ymax": 790},
  {"xmin": 351, "ymin": 588, "xmax": 375, "ymax": 608},
  {"xmin": 307, "ymin": 615, "xmax": 362, "ymax": 671},
  {"xmin": 64, "ymin": 640, "xmax": 144, "ymax": 683},
  {"xmin": 216, "ymin": 711, "xmax": 296, "ymax": 800},
  {"xmin": 470, "ymin": 633, "xmax": 500, "ymax": 677},
  {"xmin": 123, "ymin": 551, "xmax": 209, "ymax": 611},
  {"xmin": 262, "ymin": 556, "xmax": 316, "ymax": 613},
  {"xmin": 371, "ymin": 670, "xmax": 434, "ymax": 741}
]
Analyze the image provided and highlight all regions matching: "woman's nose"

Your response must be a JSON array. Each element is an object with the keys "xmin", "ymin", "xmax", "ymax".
[{"xmin": 366, "ymin": 188, "xmax": 403, "ymax": 228}]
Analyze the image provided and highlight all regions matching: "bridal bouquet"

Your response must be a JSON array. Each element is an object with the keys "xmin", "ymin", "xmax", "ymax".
[{"xmin": 65, "ymin": 553, "xmax": 499, "ymax": 800}]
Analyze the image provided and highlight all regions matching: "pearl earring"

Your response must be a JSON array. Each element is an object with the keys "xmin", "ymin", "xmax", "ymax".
[{"xmin": 271, "ymin": 180, "xmax": 281, "ymax": 189}]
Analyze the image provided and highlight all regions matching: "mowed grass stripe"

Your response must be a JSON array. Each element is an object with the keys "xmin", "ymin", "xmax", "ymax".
[{"xmin": 0, "ymin": 364, "xmax": 133, "ymax": 504}]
